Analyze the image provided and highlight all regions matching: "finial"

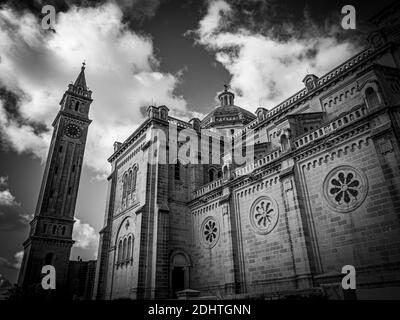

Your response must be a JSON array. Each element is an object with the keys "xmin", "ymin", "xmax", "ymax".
[
  {"xmin": 224, "ymin": 83, "xmax": 230, "ymax": 92},
  {"xmin": 82, "ymin": 61, "xmax": 86, "ymax": 70}
]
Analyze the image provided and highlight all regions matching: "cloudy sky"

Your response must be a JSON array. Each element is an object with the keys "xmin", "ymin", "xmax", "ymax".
[{"xmin": 0, "ymin": 0, "xmax": 393, "ymax": 283}]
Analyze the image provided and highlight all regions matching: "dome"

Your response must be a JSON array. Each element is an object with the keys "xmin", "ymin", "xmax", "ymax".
[{"xmin": 201, "ymin": 86, "xmax": 256, "ymax": 129}]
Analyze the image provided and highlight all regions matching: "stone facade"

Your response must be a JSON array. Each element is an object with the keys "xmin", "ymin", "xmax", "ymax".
[{"xmin": 93, "ymin": 4, "xmax": 400, "ymax": 300}]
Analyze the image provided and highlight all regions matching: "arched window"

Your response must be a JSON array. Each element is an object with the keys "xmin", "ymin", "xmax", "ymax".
[
  {"xmin": 128, "ymin": 170, "xmax": 132, "ymax": 193},
  {"xmin": 118, "ymin": 240, "xmax": 123, "ymax": 263},
  {"xmin": 175, "ymin": 161, "xmax": 180, "ymax": 180},
  {"xmin": 280, "ymin": 134, "xmax": 289, "ymax": 152},
  {"xmin": 127, "ymin": 237, "xmax": 132, "ymax": 260},
  {"xmin": 209, "ymin": 169, "xmax": 215, "ymax": 182},
  {"xmin": 122, "ymin": 238, "xmax": 127, "ymax": 262},
  {"xmin": 131, "ymin": 237, "xmax": 134, "ymax": 260},
  {"xmin": 223, "ymin": 166, "xmax": 229, "ymax": 179},
  {"xmin": 131, "ymin": 166, "xmax": 137, "ymax": 192},
  {"xmin": 365, "ymin": 87, "xmax": 380, "ymax": 108},
  {"xmin": 75, "ymin": 101, "xmax": 79, "ymax": 111},
  {"xmin": 122, "ymin": 173, "xmax": 128, "ymax": 199}
]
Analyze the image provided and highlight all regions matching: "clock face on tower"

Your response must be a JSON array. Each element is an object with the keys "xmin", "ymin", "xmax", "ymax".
[{"xmin": 64, "ymin": 124, "xmax": 82, "ymax": 139}]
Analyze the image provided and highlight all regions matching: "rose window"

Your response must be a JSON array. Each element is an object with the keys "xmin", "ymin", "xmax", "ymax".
[
  {"xmin": 323, "ymin": 165, "xmax": 368, "ymax": 213},
  {"xmin": 201, "ymin": 217, "xmax": 219, "ymax": 248},
  {"xmin": 250, "ymin": 197, "xmax": 279, "ymax": 235}
]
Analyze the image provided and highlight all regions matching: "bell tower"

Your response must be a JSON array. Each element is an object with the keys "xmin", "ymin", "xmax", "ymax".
[{"xmin": 18, "ymin": 63, "xmax": 93, "ymax": 295}]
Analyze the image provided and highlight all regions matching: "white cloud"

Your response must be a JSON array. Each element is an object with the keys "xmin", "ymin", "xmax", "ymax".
[
  {"xmin": 0, "ymin": 189, "xmax": 18, "ymax": 206},
  {"xmin": 0, "ymin": 2, "xmax": 188, "ymax": 175},
  {"xmin": 13, "ymin": 251, "xmax": 23, "ymax": 269},
  {"xmin": 0, "ymin": 251, "xmax": 23, "ymax": 270},
  {"xmin": 0, "ymin": 176, "xmax": 19, "ymax": 207},
  {"xmin": 193, "ymin": 0, "xmax": 361, "ymax": 111},
  {"xmin": 72, "ymin": 218, "xmax": 99, "ymax": 258}
]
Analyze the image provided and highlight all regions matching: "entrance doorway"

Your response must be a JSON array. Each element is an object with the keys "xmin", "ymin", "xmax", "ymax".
[
  {"xmin": 169, "ymin": 251, "xmax": 191, "ymax": 298},
  {"xmin": 171, "ymin": 267, "xmax": 185, "ymax": 298}
]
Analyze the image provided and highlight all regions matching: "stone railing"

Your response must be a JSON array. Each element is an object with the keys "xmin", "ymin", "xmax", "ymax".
[
  {"xmin": 234, "ymin": 149, "xmax": 282, "ymax": 178},
  {"xmin": 294, "ymin": 105, "xmax": 368, "ymax": 149},
  {"xmin": 192, "ymin": 178, "xmax": 223, "ymax": 198},
  {"xmin": 168, "ymin": 116, "xmax": 192, "ymax": 129}
]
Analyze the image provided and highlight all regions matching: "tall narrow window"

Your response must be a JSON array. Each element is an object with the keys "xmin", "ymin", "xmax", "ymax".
[
  {"xmin": 118, "ymin": 240, "xmax": 123, "ymax": 263},
  {"xmin": 75, "ymin": 101, "xmax": 79, "ymax": 111},
  {"xmin": 128, "ymin": 170, "xmax": 132, "ymax": 193},
  {"xmin": 131, "ymin": 167, "xmax": 137, "ymax": 192},
  {"xmin": 131, "ymin": 237, "xmax": 134, "ymax": 260},
  {"xmin": 209, "ymin": 169, "xmax": 215, "ymax": 182},
  {"xmin": 122, "ymin": 238, "xmax": 127, "ymax": 262},
  {"xmin": 365, "ymin": 87, "xmax": 380, "ymax": 108},
  {"xmin": 122, "ymin": 173, "xmax": 128, "ymax": 199},
  {"xmin": 175, "ymin": 161, "xmax": 180, "ymax": 180},
  {"xmin": 127, "ymin": 237, "xmax": 132, "ymax": 261},
  {"xmin": 282, "ymin": 134, "xmax": 290, "ymax": 152}
]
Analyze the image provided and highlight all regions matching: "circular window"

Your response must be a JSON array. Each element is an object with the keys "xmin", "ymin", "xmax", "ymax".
[
  {"xmin": 249, "ymin": 196, "xmax": 279, "ymax": 235},
  {"xmin": 201, "ymin": 217, "xmax": 220, "ymax": 248},
  {"xmin": 323, "ymin": 165, "xmax": 368, "ymax": 213}
]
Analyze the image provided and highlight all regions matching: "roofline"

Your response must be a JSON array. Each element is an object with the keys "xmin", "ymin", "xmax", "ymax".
[{"xmin": 231, "ymin": 42, "xmax": 392, "ymax": 140}]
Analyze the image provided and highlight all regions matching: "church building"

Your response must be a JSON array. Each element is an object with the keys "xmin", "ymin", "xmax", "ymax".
[{"xmin": 92, "ymin": 3, "xmax": 400, "ymax": 300}]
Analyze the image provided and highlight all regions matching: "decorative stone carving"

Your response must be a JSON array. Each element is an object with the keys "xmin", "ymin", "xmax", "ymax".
[
  {"xmin": 249, "ymin": 196, "xmax": 279, "ymax": 235},
  {"xmin": 323, "ymin": 165, "xmax": 368, "ymax": 213}
]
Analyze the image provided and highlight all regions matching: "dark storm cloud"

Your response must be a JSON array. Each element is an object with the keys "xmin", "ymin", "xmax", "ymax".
[
  {"xmin": 0, "ymin": 175, "xmax": 30, "ymax": 231},
  {"xmin": 208, "ymin": 0, "xmax": 367, "ymax": 44},
  {"xmin": 0, "ymin": 206, "xmax": 30, "ymax": 232},
  {"xmin": 0, "ymin": 0, "xmax": 166, "ymax": 25},
  {"xmin": 0, "ymin": 88, "xmax": 49, "ymax": 138}
]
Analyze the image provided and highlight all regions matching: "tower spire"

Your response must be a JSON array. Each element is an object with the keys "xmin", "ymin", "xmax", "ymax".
[{"xmin": 74, "ymin": 61, "xmax": 87, "ymax": 89}]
